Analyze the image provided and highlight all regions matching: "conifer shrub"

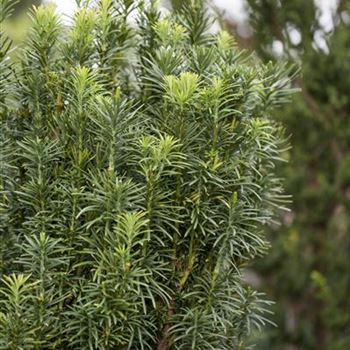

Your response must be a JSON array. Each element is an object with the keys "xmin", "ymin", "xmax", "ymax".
[{"xmin": 0, "ymin": 0, "xmax": 293, "ymax": 348}]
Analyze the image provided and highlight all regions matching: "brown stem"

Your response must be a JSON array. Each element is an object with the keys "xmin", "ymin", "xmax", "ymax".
[
  {"xmin": 157, "ymin": 299, "xmax": 176, "ymax": 350},
  {"xmin": 157, "ymin": 247, "xmax": 196, "ymax": 349}
]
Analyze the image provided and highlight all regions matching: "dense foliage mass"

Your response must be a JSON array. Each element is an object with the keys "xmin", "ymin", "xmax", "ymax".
[
  {"xmin": 245, "ymin": 0, "xmax": 350, "ymax": 349},
  {"xmin": 0, "ymin": 0, "xmax": 293, "ymax": 348}
]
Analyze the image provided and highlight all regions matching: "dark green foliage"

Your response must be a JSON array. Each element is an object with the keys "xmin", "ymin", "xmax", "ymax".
[
  {"xmin": 0, "ymin": 0, "xmax": 293, "ymax": 348},
  {"xmin": 246, "ymin": 1, "xmax": 350, "ymax": 349}
]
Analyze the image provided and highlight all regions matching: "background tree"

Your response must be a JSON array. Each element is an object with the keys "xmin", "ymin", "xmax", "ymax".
[
  {"xmin": 241, "ymin": 1, "xmax": 350, "ymax": 349},
  {"xmin": 0, "ymin": 0, "xmax": 294, "ymax": 349},
  {"xmin": 12, "ymin": 0, "xmax": 41, "ymax": 15}
]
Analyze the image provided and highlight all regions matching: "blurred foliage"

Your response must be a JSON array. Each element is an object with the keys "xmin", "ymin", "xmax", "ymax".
[
  {"xmin": 12, "ymin": 0, "xmax": 41, "ymax": 15},
  {"xmin": 2, "ymin": 1, "xmax": 42, "ymax": 46},
  {"xmin": 244, "ymin": 0, "xmax": 350, "ymax": 349},
  {"xmin": 2, "ymin": 13, "xmax": 32, "ymax": 45}
]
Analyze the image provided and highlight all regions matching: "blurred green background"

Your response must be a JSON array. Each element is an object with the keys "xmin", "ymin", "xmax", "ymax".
[
  {"xmin": 2, "ymin": 0, "xmax": 41, "ymax": 45},
  {"xmin": 238, "ymin": 1, "xmax": 350, "ymax": 349},
  {"xmin": 4, "ymin": 0, "xmax": 350, "ymax": 349},
  {"xmin": 12, "ymin": 0, "xmax": 40, "ymax": 14}
]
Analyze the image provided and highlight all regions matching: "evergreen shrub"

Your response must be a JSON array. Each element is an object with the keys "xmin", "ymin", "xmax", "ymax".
[{"xmin": 0, "ymin": 0, "xmax": 294, "ymax": 348}]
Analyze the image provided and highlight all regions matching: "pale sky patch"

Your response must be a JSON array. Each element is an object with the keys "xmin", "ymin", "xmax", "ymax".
[
  {"xmin": 47, "ymin": 0, "xmax": 336, "ymax": 45},
  {"xmin": 46, "ymin": 0, "xmax": 246, "ymax": 21},
  {"xmin": 314, "ymin": 0, "xmax": 338, "ymax": 32},
  {"xmin": 48, "ymin": 0, "xmax": 77, "ymax": 16}
]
